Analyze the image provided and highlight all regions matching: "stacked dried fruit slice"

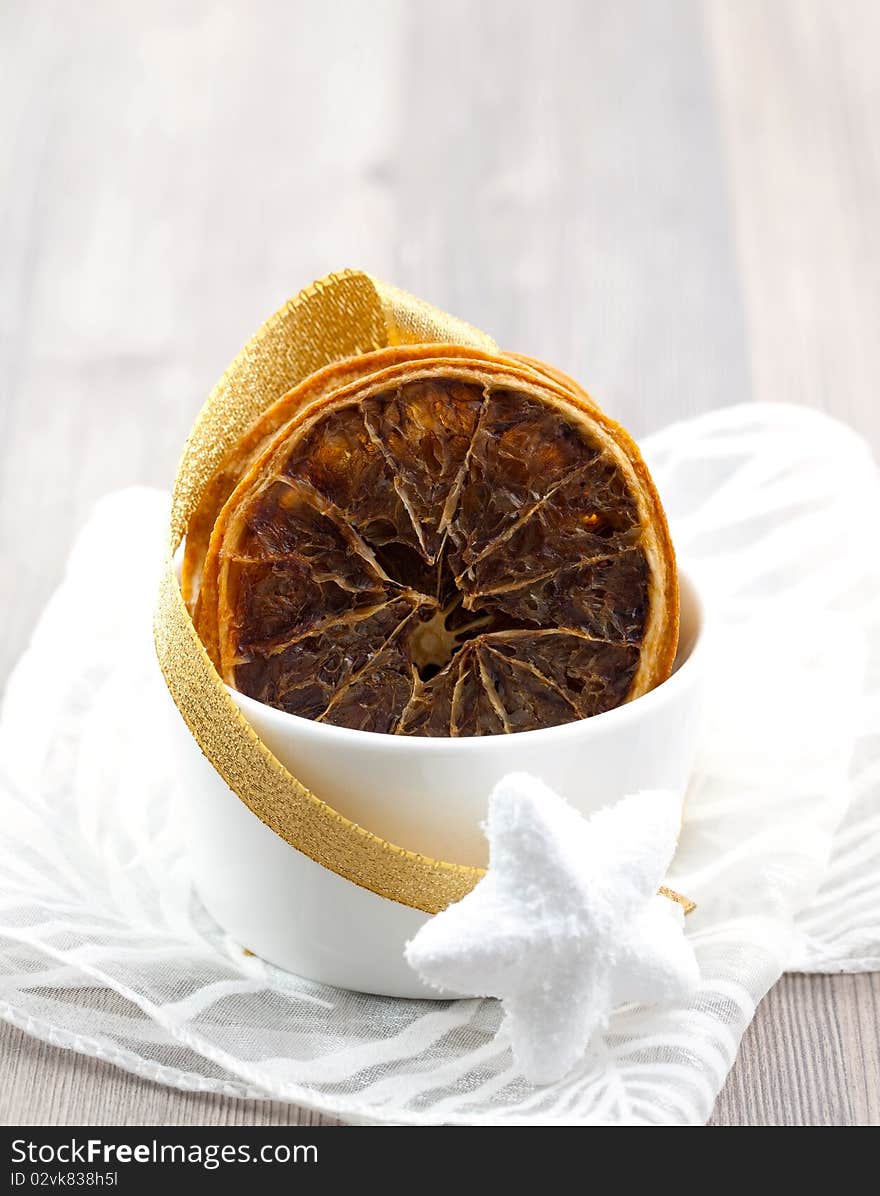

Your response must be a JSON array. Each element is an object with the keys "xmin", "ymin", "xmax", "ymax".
[{"xmin": 184, "ymin": 346, "xmax": 678, "ymax": 736}]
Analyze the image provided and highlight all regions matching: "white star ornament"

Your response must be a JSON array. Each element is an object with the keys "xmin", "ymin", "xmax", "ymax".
[{"xmin": 405, "ymin": 773, "xmax": 699, "ymax": 1084}]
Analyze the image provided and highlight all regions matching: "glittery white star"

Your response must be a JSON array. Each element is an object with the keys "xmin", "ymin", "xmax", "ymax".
[{"xmin": 406, "ymin": 774, "xmax": 699, "ymax": 1084}]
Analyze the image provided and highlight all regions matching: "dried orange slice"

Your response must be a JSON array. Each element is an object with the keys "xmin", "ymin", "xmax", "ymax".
[{"xmin": 187, "ymin": 349, "xmax": 678, "ymax": 736}]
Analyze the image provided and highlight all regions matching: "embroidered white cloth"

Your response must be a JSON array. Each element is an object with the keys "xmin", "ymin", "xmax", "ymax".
[
  {"xmin": 406, "ymin": 781, "xmax": 699, "ymax": 1083},
  {"xmin": 0, "ymin": 403, "xmax": 878, "ymax": 1125}
]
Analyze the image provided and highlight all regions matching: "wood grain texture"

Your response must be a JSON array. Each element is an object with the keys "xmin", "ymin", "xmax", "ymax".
[
  {"xmin": 711, "ymin": 974, "xmax": 880, "ymax": 1127},
  {"xmin": 1, "ymin": 0, "xmax": 878, "ymax": 1126},
  {"xmin": 706, "ymin": 0, "xmax": 880, "ymax": 447}
]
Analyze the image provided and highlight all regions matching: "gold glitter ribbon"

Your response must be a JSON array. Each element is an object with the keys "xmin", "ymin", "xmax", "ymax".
[{"xmin": 155, "ymin": 270, "xmax": 695, "ymax": 918}]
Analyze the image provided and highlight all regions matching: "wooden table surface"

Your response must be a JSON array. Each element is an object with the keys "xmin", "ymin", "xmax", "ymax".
[{"xmin": 1, "ymin": 0, "xmax": 878, "ymax": 1126}]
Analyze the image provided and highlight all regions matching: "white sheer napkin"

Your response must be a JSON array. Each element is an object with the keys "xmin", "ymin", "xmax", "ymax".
[{"xmin": 0, "ymin": 403, "xmax": 877, "ymax": 1125}]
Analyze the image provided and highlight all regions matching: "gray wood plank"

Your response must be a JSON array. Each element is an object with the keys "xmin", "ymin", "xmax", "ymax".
[
  {"xmin": 711, "ymin": 974, "xmax": 880, "ymax": 1127},
  {"xmin": 0, "ymin": 0, "xmax": 405, "ymax": 682},
  {"xmin": 705, "ymin": 0, "xmax": 880, "ymax": 450},
  {"xmin": 392, "ymin": 0, "xmax": 751, "ymax": 437}
]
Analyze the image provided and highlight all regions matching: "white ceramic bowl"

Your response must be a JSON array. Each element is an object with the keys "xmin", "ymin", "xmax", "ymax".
[{"xmin": 169, "ymin": 571, "xmax": 705, "ymax": 998}]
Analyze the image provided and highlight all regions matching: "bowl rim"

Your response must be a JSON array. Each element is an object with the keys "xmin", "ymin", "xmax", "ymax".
[{"xmin": 228, "ymin": 566, "xmax": 706, "ymax": 755}]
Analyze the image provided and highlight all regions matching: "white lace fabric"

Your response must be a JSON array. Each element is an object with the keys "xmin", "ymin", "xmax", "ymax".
[{"xmin": 0, "ymin": 404, "xmax": 877, "ymax": 1125}]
